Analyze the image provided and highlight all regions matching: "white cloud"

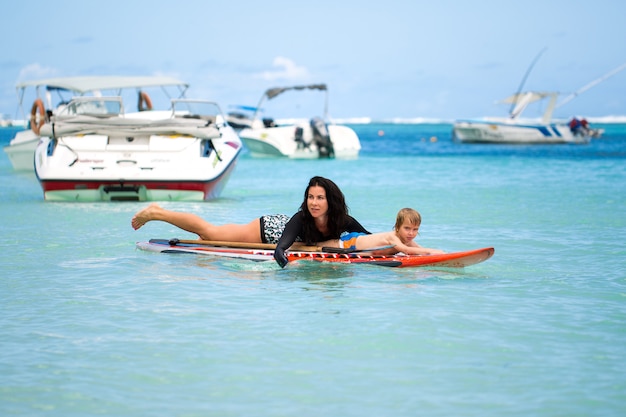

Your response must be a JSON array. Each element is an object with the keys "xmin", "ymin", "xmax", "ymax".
[
  {"xmin": 256, "ymin": 57, "xmax": 310, "ymax": 81},
  {"xmin": 16, "ymin": 64, "xmax": 59, "ymax": 82}
]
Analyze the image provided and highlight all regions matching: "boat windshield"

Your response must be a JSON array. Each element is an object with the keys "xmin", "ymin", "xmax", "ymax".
[
  {"xmin": 172, "ymin": 99, "xmax": 224, "ymax": 124},
  {"xmin": 60, "ymin": 97, "xmax": 123, "ymax": 117}
]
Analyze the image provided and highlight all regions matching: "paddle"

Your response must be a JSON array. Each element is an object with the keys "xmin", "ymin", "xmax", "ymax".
[
  {"xmin": 168, "ymin": 238, "xmax": 322, "ymax": 252},
  {"xmin": 167, "ymin": 238, "xmax": 394, "ymax": 254},
  {"xmin": 320, "ymin": 245, "xmax": 395, "ymax": 254}
]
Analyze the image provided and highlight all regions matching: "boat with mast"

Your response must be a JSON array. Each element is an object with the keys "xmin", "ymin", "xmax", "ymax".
[{"xmin": 452, "ymin": 55, "xmax": 625, "ymax": 144}]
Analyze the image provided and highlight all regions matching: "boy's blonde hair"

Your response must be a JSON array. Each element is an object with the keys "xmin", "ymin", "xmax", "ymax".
[{"xmin": 394, "ymin": 208, "xmax": 421, "ymax": 231}]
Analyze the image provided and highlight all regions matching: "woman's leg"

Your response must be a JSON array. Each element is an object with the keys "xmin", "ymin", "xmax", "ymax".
[{"xmin": 131, "ymin": 203, "xmax": 262, "ymax": 242}]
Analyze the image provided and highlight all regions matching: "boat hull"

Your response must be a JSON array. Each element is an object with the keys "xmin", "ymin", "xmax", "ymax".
[
  {"xmin": 239, "ymin": 123, "xmax": 361, "ymax": 159},
  {"xmin": 37, "ymin": 162, "xmax": 237, "ymax": 202},
  {"xmin": 453, "ymin": 120, "xmax": 590, "ymax": 144},
  {"xmin": 34, "ymin": 130, "xmax": 242, "ymax": 202}
]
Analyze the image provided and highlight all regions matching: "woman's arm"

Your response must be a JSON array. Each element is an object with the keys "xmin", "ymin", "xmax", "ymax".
[
  {"xmin": 346, "ymin": 216, "xmax": 371, "ymax": 234},
  {"xmin": 273, "ymin": 213, "xmax": 303, "ymax": 268}
]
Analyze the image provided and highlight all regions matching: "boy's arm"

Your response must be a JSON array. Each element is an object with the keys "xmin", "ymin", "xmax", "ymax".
[
  {"xmin": 392, "ymin": 236, "xmax": 445, "ymax": 255},
  {"xmin": 404, "ymin": 246, "xmax": 446, "ymax": 255}
]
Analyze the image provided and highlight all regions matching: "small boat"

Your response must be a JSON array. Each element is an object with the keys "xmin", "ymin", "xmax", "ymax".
[
  {"xmin": 453, "ymin": 58, "xmax": 626, "ymax": 145},
  {"xmin": 3, "ymin": 128, "xmax": 40, "ymax": 170},
  {"xmin": 32, "ymin": 79, "xmax": 242, "ymax": 202},
  {"xmin": 137, "ymin": 239, "xmax": 495, "ymax": 269},
  {"xmin": 4, "ymin": 83, "xmax": 48, "ymax": 170},
  {"xmin": 0, "ymin": 114, "xmax": 22, "ymax": 127},
  {"xmin": 452, "ymin": 91, "xmax": 591, "ymax": 144},
  {"xmin": 4, "ymin": 76, "xmax": 194, "ymax": 171},
  {"xmin": 237, "ymin": 84, "xmax": 361, "ymax": 159},
  {"xmin": 225, "ymin": 105, "xmax": 258, "ymax": 131}
]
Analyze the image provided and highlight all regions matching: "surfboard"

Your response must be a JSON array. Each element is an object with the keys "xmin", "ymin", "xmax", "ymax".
[{"xmin": 137, "ymin": 239, "xmax": 494, "ymax": 268}]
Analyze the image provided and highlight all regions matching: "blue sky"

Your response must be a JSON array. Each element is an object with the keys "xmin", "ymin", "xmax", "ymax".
[{"xmin": 1, "ymin": 0, "xmax": 625, "ymax": 121}]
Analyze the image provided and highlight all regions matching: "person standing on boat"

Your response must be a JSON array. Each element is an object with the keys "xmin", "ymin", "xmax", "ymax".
[
  {"xmin": 131, "ymin": 176, "xmax": 371, "ymax": 261},
  {"xmin": 569, "ymin": 117, "xmax": 582, "ymax": 136},
  {"xmin": 580, "ymin": 118, "xmax": 590, "ymax": 135}
]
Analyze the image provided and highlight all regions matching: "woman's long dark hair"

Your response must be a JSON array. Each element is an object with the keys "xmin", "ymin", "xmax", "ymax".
[{"xmin": 299, "ymin": 176, "xmax": 349, "ymax": 241}]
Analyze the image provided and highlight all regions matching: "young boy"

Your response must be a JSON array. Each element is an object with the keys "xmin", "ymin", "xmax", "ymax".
[{"xmin": 319, "ymin": 208, "xmax": 445, "ymax": 256}]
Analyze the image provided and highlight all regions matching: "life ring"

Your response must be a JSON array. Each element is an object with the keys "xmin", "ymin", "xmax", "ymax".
[
  {"xmin": 138, "ymin": 91, "xmax": 153, "ymax": 111},
  {"xmin": 30, "ymin": 98, "xmax": 46, "ymax": 135}
]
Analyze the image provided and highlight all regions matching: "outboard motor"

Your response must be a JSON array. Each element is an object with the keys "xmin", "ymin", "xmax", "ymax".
[
  {"xmin": 294, "ymin": 126, "xmax": 306, "ymax": 149},
  {"xmin": 310, "ymin": 117, "xmax": 334, "ymax": 158}
]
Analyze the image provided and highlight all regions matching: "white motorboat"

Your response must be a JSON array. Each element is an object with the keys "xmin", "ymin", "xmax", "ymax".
[
  {"xmin": 33, "ymin": 91, "xmax": 242, "ymax": 202},
  {"xmin": 237, "ymin": 84, "xmax": 361, "ymax": 159},
  {"xmin": 4, "ymin": 76, "xmax": 194, "ymax": 171},
  {"xmin": 453, "ymin": 59, "xmax": 625, "ymax": 145}
]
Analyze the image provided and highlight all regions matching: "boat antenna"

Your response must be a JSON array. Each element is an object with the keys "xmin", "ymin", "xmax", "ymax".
[
  {"xmin": 556, "ymin": 61, "xmax": 626, "ymax": 108},
  {"xmin": 509, "ymin": 47, "xmax": 548, "ymax": 117}
]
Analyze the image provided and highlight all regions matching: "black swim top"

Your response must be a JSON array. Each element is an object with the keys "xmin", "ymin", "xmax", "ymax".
[{"xmin": 273, "ymin": 211, "xmax": 370, "ymax": 267}]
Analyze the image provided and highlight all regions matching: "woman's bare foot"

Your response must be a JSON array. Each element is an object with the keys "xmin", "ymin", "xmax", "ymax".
[{"xmin": 131, "ymin": 203, "xmax": 161, "ymax": 230}]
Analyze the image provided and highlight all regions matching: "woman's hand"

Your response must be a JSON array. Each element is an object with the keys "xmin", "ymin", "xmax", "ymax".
[{"xmin": 274, "ymin": 248, "xmax": 289, "ymax": 268}]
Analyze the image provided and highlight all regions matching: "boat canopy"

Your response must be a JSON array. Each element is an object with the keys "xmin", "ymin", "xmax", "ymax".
[
  {"xmin": 499, "ymin": 91, "xmax": 559, "ymax": 122},
  {"xmin": 498, "ymin": 91, "xmax": 555, "ymax": 105},
  {"xmin": 264, "ymin": 84, "xmax": 327, "ymax": 100},
  {"xmin": 229, "ymin": 105, "xmax": 259, "ymax": 112},
  {"xmin": 251, "ymin": 84, "xmax": 329, "ymax": 121},
  {"xmin": 16, "ymin": 76, "xmax": 188, "ymax": 94}
]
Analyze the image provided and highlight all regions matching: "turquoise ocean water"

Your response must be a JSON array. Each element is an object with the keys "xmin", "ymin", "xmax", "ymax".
[{"xmin": 1, "ymin": 123, "xmax": 625, "ymax": 416}]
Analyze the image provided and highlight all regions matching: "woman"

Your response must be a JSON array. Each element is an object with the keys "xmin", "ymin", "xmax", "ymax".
[
  {"xmin": 272, "ymin": 176, "xmax": 370, "ymax": 267},
  {"xmin": 131, "ymin": 176, "xmax": 370, "ymax": 266}
]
